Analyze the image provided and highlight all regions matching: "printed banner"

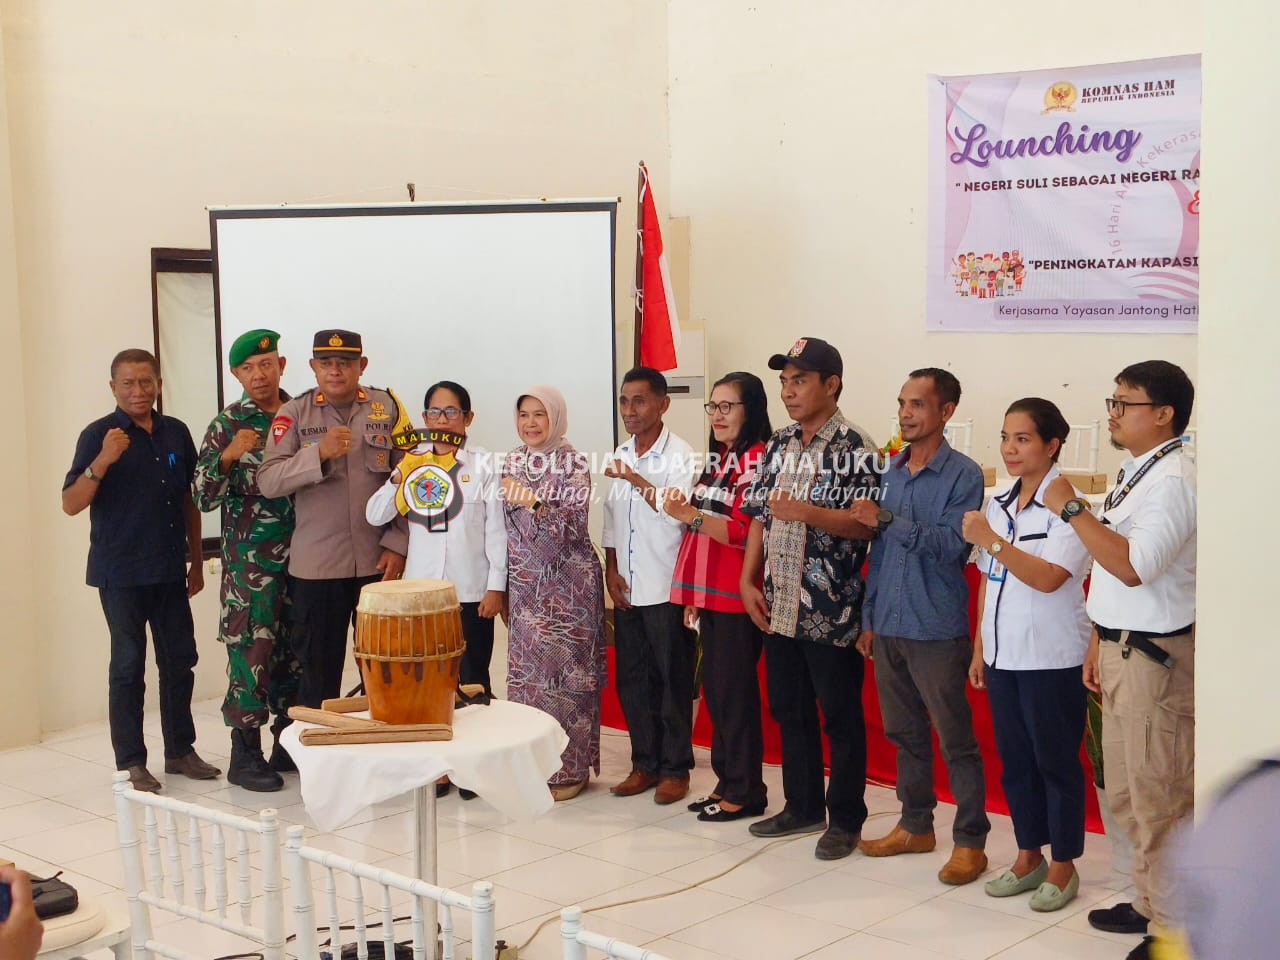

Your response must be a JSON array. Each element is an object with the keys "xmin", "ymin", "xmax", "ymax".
[{"xmin": 927, "ymin": 55, "xmax": 1200, "ymax": 333}]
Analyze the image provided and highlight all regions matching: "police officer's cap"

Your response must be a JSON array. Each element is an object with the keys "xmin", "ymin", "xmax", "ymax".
[{"xmin": 312, "ymin": 329, "xmax": 363, "ymax": 357}]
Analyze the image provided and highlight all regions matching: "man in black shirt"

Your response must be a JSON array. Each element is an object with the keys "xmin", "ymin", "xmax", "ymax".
[{"xmin": 63, "ymin": 348, "xmax": 221, "ymax": 792}]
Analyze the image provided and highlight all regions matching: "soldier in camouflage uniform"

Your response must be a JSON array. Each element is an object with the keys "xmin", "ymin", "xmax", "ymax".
[{"xmin": 194, "ymin": 329, "xmax": 299, "ymax": 792}]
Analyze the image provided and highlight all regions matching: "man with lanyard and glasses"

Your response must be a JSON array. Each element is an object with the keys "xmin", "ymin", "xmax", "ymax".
[{"xmin": 1044, "ymin": 360, "xmax": 1196, "ymax": 960}]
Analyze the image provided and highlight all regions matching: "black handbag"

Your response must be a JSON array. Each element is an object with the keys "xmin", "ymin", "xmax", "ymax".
[{"xmin": 28, "ymin": 872, "xmax": 79, "ymax": 920}]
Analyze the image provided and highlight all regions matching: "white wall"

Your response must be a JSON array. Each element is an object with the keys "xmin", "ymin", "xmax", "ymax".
[
  {"xmin": 0, "ymin": 16, "xmax": 40, "ymax": 750},
  {"xmin": 668, "ymin": 0, "xmax": 1199, "ymax": 475},
  {"xmin": 2, "ymin": 0, "xmax": 669, "ymax": 738},
  {"xmin": 1197, "ymin": 0, "xmax": 1280, "ymax": 796}
]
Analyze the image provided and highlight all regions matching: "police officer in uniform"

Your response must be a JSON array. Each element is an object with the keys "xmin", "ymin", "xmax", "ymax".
[
  {"xmin": 258, "ymin": 330, "xmax": 408, "ymax": 715},
  {"xmin": 194, "ymin": 329, "xmax": 300, "ymax": 792}
]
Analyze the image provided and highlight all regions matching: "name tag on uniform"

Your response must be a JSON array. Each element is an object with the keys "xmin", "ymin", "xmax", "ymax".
[{"xmin": 987, "ymin": 556, "xmax": 1008, "ymax": 583}]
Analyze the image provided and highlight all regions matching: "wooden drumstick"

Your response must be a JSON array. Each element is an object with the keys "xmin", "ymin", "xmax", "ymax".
[
  {"xmin": 298, "ymin": 724, "xmax": 453, "ymax": 745},
  {"xmin": 287, "ymin": 706, "xmax": 382, "ymax": 729}
]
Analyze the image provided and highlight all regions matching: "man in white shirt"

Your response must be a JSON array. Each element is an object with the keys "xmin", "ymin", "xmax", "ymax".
[
  {"xmin": 1045, "ymin": 360, "xmax": 1196, "ymax": 960},
  {"xmin": 603, "ymin": 367, "xmax": 698, "ymax": 804}
]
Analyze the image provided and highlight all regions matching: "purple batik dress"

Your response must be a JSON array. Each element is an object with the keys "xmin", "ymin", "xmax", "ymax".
[{"xmin": 502, "ymin": 444, "xmax": 606, "ymax": 785}]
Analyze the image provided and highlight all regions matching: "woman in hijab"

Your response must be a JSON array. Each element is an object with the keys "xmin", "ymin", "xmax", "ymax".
[{"xmin": 501, "ymin": 386, "xmax": 606, "ymax": 801}]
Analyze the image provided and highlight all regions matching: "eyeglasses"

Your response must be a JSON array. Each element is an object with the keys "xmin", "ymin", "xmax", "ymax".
[
  {"xmin": 1104, "ymin": 398, "xmax": 1157, "ymax": 416},
  {"xmin": 704, "ymin": 401, "xmax": 745, "ymax": 416},
  {"xmin": 425, "ymin": 406, "xmax": 466, "ymax": 420}
]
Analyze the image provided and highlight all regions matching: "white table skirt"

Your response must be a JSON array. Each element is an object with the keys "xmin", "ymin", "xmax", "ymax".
[{"xmin": 281, "ymin": 698, "xmax": 569, "ymax": 833}]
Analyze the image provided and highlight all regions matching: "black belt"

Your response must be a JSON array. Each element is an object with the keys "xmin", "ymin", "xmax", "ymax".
[
  {"xmin": 1095, "ymin": 623, "xmax": 1191, "ymax": 670},
  {"xmin": 1095, "ymin": 624, "xmax": 1192, "ymax": 643}
]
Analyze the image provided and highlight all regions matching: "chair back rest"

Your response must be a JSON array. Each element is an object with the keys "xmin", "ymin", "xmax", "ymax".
[
  {"xmin": 1062, "ymin": 420, "xmax": 1102, "ymax": 474},
  {"xmin": 112, "ymin": 770, "xmax": 285, "ymax": 960},
  {"xmin": 560, "ymin": 906, "xmax": 675, "ymax": 960},
  {"xmin": 286, "ymin": 825, "xmax": 495, "ymax": 960}
]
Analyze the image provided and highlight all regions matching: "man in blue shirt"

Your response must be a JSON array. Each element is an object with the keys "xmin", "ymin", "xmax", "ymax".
[
  {"xmin": 63, "ymin": 349, "xmax": 221, "ymax": 793},
  {"xmin": 851, "ymin": 367, "xmax": 989, "ymax": 885}
]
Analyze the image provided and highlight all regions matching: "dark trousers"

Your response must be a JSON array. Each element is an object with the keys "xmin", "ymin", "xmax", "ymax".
[
  {"xmin": 700, "ymin": 610, "xmax": 767, "ymax": 808},
  {"xmin": 986, "ymin": 664, "xmax": 1088, "ymax": 862},
  {"xmin": 458, "ymin": 601, "xmax": 495, "ymax": 696},
  {"xmin": 763, "ymin": 634, "xmax": 868, "ymax": 832},
  {"xmin": 99, "ymin": 583, "xmax": 198, "ymax": 769},
  {"xmin": 614, "ymin": 602, "xmax": 696, "ymax": 778},
  {"xmin": 874, "ymin": 634, "xmax": 990, "ymax": 847},
  {"xmin": 289, "ymin": 574, "xmax": 381, "ymax": 708}
]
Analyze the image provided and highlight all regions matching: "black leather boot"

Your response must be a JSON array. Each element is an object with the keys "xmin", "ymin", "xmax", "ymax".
[
  {"xmin": 268, "ymin": 717, "xmax": 297, "ymax": 773},
  {"xmin": 228, "ymin": 728, "xmax": 284, "ymax": 792}
]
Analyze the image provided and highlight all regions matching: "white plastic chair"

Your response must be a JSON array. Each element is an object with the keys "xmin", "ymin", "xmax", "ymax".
[
  {"xmin": 560, "ymin": 907, "xmax": 674, "ymax": 960},
  {"xmin": 1063, "ymin": 420, "xmax": 1102, "ymax": 474},
  {"xmin": 111, "ymin": 770, "xmax": 285, "ymax": 960},
  {"xmin": 286, "ymin": 824, "xmax": 495, "ymax": 960},
  {"xmin": 944, "ymin": 417, "xmax": 974, "ymax": 457}
]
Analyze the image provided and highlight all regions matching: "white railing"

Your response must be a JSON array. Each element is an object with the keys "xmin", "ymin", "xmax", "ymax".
[
  {"xmin": 286, "ymin": 824, "xmax": 495, "ymax": 960},
  {"xmin": 560, "ymin": 906, "xmax": 675, "ymax": 960},
  {"xmin": 112, "ymin": 770, "xmax": 285, "ymax": 960}
]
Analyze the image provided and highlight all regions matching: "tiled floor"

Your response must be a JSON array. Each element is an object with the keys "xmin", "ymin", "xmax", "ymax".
[{"xmin": 1, "ymin": 687, "xmax": 1143, "ymax": 960}]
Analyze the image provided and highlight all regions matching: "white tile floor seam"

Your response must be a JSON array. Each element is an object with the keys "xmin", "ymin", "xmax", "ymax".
[{"xmin": 1, "ymin": 696, "xmax": 1139, "ymax": 960}]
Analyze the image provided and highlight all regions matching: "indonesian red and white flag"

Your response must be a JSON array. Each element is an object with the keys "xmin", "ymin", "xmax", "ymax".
[{"xmin": 636, "ymin": 163, "xmax": 681, "ymax": 372}]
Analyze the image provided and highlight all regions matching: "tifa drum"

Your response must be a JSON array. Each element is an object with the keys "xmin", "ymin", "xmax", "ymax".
[{"xmin": 353, "ymin": 580, "xmax": 465, "ymax": 727}]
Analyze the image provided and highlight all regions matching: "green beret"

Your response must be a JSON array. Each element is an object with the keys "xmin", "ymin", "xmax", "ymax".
[{"xmin": 229, "ymin": 329, "xmax": 281, "ymax": 368}]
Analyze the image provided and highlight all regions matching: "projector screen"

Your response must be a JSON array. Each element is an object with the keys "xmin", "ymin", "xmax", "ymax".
[{"xmin": 209, "ymin": 201, "xmax": 619, "ymax": 470}]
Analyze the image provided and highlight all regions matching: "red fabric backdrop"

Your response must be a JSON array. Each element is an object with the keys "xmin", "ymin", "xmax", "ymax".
[{"xmin": 601, "ymin": 564, "xmax": 1103, "ymax": 833}]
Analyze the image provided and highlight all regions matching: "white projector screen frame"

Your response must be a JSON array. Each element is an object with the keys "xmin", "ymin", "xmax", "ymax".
[{"xmin": 208, "ymin": 201, "xmax": 620, "ymax": 473}]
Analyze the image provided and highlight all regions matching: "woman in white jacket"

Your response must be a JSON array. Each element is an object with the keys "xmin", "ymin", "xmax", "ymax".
[{"xmin": 366, "ymin": 380, "xmax": 508, "ymax": 698}]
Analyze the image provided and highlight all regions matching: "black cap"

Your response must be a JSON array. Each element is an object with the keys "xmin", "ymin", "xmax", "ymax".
[
  {"xmin": 312, "ymin": 329, "xmax": 363, "ymax": 356},
  {"xmin": 768, "ymin": 337, "xmax": 842, "ymax": 377}
]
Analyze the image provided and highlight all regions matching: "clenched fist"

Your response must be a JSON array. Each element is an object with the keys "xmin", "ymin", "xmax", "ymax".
[
  {"xmin": 318, "ymin": 426, "xmax": 354, "ymax": 461},
  {"xmin": 99, "ymin": 427, "xmax": 130, "ymax": 465},
  {"xmin": 227, "ymin": 428, "xmax": 260, "ymax": 460}
]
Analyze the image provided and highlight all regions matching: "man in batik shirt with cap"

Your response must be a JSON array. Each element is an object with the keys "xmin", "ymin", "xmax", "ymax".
[{"xmin": 195, "ymin": 329, "xmax": 299, "ymax": 792}]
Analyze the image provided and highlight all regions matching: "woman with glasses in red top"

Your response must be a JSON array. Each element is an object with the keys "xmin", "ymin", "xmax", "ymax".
[{"xmin": 664, "ymin": 372, "xmax": 773, "ymax": 822}]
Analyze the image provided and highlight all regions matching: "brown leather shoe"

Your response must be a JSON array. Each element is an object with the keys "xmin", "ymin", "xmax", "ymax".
[
  {"xmin": 857, "ymin": 825, "xmax": 937, "ymax": 857},
  {"xmin": 654, "ymin": 776, "xmax": 690, "ymax": 805},
  {"xmin": 610, "ymin": 770, "xmax": 659, "ymax": 797},
  {"xmin": 164, "ymin": 751, "xmax": 222, "ymax": 781},
  {"xmin": 938, "ymin": 846, "xmax": 989, "ymax": 885},
  {"xmin": 126, "ymin": 765, "xmax": 161, "ymax": 793}
]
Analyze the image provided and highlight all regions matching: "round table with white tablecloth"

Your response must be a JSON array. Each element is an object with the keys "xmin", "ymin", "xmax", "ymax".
[{"xmin": 281, "ymin": 697, "xmax": 568, "ymax": 935}]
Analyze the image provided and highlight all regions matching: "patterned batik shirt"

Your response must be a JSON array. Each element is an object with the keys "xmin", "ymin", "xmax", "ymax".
[{"xmin": 741, "ymin": 411, "xmax": 878, "ymax": 645}]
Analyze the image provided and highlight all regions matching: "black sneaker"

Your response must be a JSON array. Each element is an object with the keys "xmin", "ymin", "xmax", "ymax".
[
  {"xmin": 815, "ymin": 826, "xmax": 859, "ymax": 860},
  {"xmin": 748, "ymin": 809, "xmax": 826, "ymax": 838},
  {"xmin": 1088, "ymin": 901, "xmax": 1150, "ymax": 935}
]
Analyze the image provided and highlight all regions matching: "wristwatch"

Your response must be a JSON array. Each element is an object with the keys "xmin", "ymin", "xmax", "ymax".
[
  {"xmin": 1060, "ymin": 498, "xmax": 1090, "ymax": 523},
  {"xmin": 876, "ymin": 508, "xmax": 894, "ymax": 530},
  {"xmin": 989, "ymin": 539, "xmax": 1005, "ymax": 555},
  {"xmin": 689, "ymin": 512, "xmax": 705, "ymax": 532},
  {"xmin": 83, "ymin": 465, "xmax": 101, "ymax": 483}
]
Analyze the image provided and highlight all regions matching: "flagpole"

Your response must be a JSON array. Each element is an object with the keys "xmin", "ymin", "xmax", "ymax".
[{"xmin": 633, "ymin": 161, "xmax": 645, "ymax": 366}]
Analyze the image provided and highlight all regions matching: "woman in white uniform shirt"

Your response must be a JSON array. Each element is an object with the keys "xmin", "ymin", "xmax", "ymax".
[
  {"xmin": 366, "ymin": 381, "xmax": 507, "ymax": 695},
  {"xmin": 962, "ymin": 398, "xmax": 1090, "ymax": 913}
]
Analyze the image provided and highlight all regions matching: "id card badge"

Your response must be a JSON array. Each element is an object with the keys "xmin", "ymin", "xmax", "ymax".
[{"xmin": 986, "ymin": 554, "xmax": 1008, "ymax": 583}]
